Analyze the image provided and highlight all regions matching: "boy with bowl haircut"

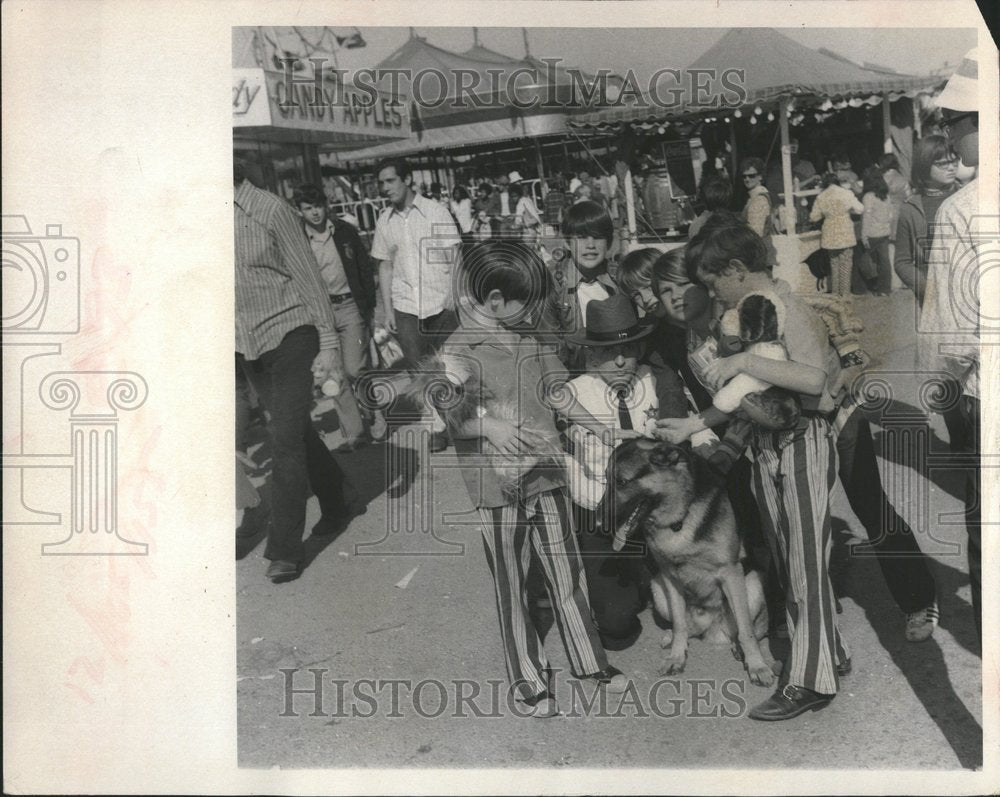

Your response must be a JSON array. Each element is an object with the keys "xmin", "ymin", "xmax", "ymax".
[
  {"xmin": 441, "ymin": 241, "xmax": 632, "ymax": 717},
  {"xmin": 561, "ymin": 200, "xmax": 619, "ymax": 372},
  {"xmin": 657, "ymin": 221, "xmax": 849, "ymax": 722}
]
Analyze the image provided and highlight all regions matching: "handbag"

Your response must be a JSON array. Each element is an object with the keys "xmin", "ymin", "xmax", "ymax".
[{"xmin": 371, "ymin": 325, "xmax": 405, "ymax": 369}]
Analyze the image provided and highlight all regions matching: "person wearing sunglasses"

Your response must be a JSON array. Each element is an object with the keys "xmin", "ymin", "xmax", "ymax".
[
  {"xmin": 893, "ymin": 135, "xmax": 959, "ymax": 306},
  {"xmin": 739, "ymin": 157, "xmax": 773, "ymax": 238}
]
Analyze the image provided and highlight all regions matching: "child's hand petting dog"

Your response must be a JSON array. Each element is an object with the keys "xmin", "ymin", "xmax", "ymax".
[{"xmin": 653, "ymin": 416, "xmax": 699, "ymax": 445}]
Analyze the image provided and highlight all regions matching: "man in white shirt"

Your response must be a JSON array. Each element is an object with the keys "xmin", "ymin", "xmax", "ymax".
[
  {"xmin": 918, "ymin": 47, "xmax": 985, "ymax": 643},
  {"xmin": 371, "ymin": 157, "xmax": 461, "ymax": 450}
]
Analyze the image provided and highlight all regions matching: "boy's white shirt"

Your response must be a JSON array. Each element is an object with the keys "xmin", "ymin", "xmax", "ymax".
[{"xmin": 565, "ymin": 366, "xmax": 658, "ymax": 509}]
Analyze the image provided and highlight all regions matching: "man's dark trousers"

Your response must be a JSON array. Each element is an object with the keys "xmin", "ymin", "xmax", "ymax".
[
  {"xmin": 394, "ymin": 308, "xmax": 458, "ymax": 369},
  {"xmin": 239, "ymin": 325, "xmax": 356, "ymax": 563},
  {"xmin": 836, "ymin": 405, "xmax": 936, "ymax": 613}
]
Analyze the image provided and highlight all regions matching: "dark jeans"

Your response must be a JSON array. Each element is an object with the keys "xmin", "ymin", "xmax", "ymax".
[
  {"xmin": 837, "ymin": 404, "xmax": 936, "ymax": 613},
  {"xmin": 238, "ymin": 325, "xmax": 356, "ymax": 563},
  {"xmin": 395, "ymin": 308, "xmax": 459, "ymax": 370},
  {"xmin": 959, "ymin": 396, "xmax": 981, "ymax": 642},
  {"xmin": 236, "ymin": 359, "xmax": 253, "ymax": 452},
  {"xmin": 868, "ymin": 236, "xmax": 892, "ymax": 294},
  {"xmin": 572, "ymin": 503, "xmax": 644, "ymax": 650}
]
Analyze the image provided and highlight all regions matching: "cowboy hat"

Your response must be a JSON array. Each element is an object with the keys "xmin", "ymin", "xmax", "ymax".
[{"xmin": 568, "ymin": 294, "xmax": 655, "ymax": 347}]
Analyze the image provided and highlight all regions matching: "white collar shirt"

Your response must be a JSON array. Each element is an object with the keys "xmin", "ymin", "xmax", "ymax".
[
  {"xmin": 304, "ymin": 219, "xmax": 350, "ymax": 296},
  {"xmin": 371, "ymin": 193, "xmax": 460, "ymax": 318},
  {"xmin": 565, "ymin": 367, "xmax": 658, "ymax": 509}
]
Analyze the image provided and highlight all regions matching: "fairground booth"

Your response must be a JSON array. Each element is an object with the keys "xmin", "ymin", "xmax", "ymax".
[
  {"xmin": 331, "ymin": 29, "xmax": 623, "ymax": 211},
  {"xmin": 232, "ymin": 27, "xmax": 412, "ymax": 199},
  {"xmin": 567, "ymin": 28, "xmax": 950, "ymax": 290}
]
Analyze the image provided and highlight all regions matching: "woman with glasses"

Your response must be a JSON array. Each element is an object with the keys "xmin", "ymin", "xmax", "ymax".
[
  {"xmin": 894, "ymin": 135, "xmax": 959, "ymax": 305},
  {"xmin": 739, "ymin": 157, "xmax": 772, "ymax": 238}
]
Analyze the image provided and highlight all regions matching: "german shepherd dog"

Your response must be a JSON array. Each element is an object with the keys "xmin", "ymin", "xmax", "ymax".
[{"xmin": 607, "ymin": 438, "xmax": 779, "ymax": 686}]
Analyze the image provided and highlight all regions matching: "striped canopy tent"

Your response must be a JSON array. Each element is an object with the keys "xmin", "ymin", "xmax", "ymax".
[
  {"xmin": 566, "ymin": 28, "xmax": 949, "ymax": 260},
  {"xmin": 569, "ymin": 27, "xmax": 948, "ymax": 131},
  {"xmin": 337, "ymin": 33, "xmax": 619, "ymax": 160}
]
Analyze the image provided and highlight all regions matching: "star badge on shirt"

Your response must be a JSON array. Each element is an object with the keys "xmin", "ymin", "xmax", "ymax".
[{"xmin": 644, "ymin": 405, "xmax": 658, "ymax": 422}]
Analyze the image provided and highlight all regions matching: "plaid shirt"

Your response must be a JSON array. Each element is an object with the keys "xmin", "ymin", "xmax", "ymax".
[
  {"xmin": 234, "ymin": 181, "xmax": 339, "ymax": 359},
  {"xmin": 370, "ymin": 193, "xmax": 460, "ymax": 319}
]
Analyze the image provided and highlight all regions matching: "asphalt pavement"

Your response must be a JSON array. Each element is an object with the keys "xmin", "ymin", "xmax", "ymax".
[{"xmin": 236, "ymin": 288, "xmax": 983, "ymax": 771}]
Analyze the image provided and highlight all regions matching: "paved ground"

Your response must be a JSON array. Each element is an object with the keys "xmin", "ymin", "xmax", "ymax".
[{"xmin": 236, "ymin": 289, "xmax": 983, "ymax": 770}]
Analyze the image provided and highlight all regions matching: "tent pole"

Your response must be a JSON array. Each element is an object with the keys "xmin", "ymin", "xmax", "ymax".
[
  {"xmin": 913, "ymin": 98, "xmax": 922, "ymax": 138},
  {"xmin": 624, "ymin": 167, "xmax": 637, "ymax": 245},
  {"xmin": 779, "ymin": 99, "xmax": 794, "ymax": 235},
  {"xmin": 882, "ymin": 95, "xmax": 893, "ymax": 154},
  {"xmin": 535, "ymin": 138, "xmax": 547, "ymax": 197},
  {"xmin": 729, "ymin": 120, "xmax": 738, "ymax": 178}
]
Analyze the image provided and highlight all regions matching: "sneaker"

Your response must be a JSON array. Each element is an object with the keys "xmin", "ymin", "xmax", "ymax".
[{"xmin": 905, "ymin": 601, "xmax": 939, "ymax": 642}]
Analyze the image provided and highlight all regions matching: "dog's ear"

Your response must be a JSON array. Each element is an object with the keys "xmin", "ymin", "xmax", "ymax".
[{"xmin": 649, "ymin": 442, "xmax": 683, "ymax": 469}]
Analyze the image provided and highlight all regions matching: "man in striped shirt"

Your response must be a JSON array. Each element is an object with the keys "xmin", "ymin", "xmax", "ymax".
[{"xmin": 235, "ymin": 163, "xmax": 361, "ymax": 583}]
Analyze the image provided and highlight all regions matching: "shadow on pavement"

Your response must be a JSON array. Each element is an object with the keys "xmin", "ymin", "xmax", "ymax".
[
  {"xmin": 861, "ymin": 398, "xmax": 968, "ymax": 503},
  {"xmin": 835, "ymin": 518, "xmax": 982, "ymax": 770}
]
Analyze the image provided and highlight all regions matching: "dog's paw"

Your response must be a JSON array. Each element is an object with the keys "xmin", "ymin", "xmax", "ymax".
[
  {"xmin": 657, "ymin": 651, "xmax": 687, "ymax": 676},
  {"xmin": 659, "ymin": 630, "xmax": 673, "ymax": 649},
  {"xmin": 746, "ymin": 660, "xmax": 775, "ymax": 687}
]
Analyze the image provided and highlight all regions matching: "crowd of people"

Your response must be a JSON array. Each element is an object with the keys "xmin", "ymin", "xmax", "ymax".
[{"xmin": 234, "ymin": 52, "xmax": 982, "ymax": 721}]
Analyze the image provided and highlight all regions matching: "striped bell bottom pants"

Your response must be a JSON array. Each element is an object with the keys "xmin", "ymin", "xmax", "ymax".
[{"xmin": 751, "ymin": 416, "xmax": 850, "ymax": 695}]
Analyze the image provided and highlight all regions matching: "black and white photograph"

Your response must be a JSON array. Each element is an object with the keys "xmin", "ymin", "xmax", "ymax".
[
  {"xmin": 233, "ymin": 21, "xmax": 988, "ymax": 771},
  {"xmin": 3, "ymin": 1, "xmax": 998, "ymax": 794}
]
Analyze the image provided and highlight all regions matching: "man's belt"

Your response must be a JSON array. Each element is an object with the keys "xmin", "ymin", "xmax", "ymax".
[{"xmin": 329, "ymin": 292, "xmax": 353, "ymax": 304}]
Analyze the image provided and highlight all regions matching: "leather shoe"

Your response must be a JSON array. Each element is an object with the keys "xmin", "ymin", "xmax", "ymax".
[
  {"xmin": 265, "ymin": 559, "xmax": 300, "ymax": 583},
  {"xmin": 522, "ymin": 689, "xmax": 559, "ymax": 718},
  {"xmin": 580, "ymin": 665, "xmax": 629, "ymax": 694},
  {"xmin": 837, "ymin": 658, "xmax": 852, "ymax": 677},
  {"xmin": 748, "ymin": 684, "xmax": 832, "ymax": 721}
]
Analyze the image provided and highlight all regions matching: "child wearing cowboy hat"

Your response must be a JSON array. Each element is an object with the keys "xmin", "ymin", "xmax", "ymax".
[{"xmin": 563, "ymin": 294, "xmax": 660, "ymax": 650}]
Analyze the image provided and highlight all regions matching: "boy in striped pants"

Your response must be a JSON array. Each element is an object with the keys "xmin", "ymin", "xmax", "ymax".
[
  {"xmin": 658, "ymin": 221, "xmax": 849, "ymax": 720},
  {"xmin": 440, "ymin": 241, "xmax": 632, "ymax": 717}
]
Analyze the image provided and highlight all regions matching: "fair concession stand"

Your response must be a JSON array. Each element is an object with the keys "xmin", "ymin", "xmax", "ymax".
[
  {"xmin": 567, "ymin": 28, "xmax": 947, "ymax": 289},
  {"xmin": 232, "ymin": 27, "xmax": 412, "ymax": 198},
  {"xmin": 332, "ymin": 31, "xmax": 622, "ymax": 207}
]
